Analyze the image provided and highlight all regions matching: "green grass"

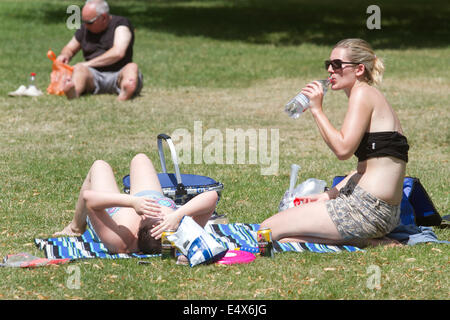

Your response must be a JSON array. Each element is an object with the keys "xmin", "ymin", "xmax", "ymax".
[{"xmin": 0, "ymin": 0, "xmax": 449, "ymax": 300}]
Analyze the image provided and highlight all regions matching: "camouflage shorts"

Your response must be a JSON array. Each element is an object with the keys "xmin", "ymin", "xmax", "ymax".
[{"xmin": 326, "ymin": 177, "xmax": 400, "ymax": 240}]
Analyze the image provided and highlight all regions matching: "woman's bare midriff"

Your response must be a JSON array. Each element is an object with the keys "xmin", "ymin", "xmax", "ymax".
[{"xmin": 355, "ymin": 156, "xmax": 406, "ymax": 205}]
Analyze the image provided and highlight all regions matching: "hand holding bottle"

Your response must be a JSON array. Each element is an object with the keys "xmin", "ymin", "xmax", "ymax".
[
  {"xmin": 301, "ymin": 80, "xmax": 328, "ymax": 112},
  {"xmin": 284, "ymin": 77, "xmax": 331, "ymax": 119}
]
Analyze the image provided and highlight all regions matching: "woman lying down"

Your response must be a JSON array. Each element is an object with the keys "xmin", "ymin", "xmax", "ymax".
[{"xmin": 54, "ymin": 153, "xmax": 218, "ymax": 262}]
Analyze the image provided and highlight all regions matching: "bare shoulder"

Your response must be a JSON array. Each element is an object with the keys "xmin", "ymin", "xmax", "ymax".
[
  {"xmin": 351, "ymin": 83, "xmax": 379, "ymax": 100},
  {"xmin": 352, "ymin": 84, "xmax": 400, "ymax": 131},
  {"xmin": 347, "ymin": 84, "xmax": 375, "ymax": 113},
  {"xmin": 114, "ymin": 25, "xmax": 132, "ymax": 37},
  {"xmin": 113, "ymin": 26, "xmax": 132, "ymax": 48}
]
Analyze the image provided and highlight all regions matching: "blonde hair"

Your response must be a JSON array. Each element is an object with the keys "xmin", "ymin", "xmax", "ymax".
[{"xmin": 334, "ymin": 38, "xmax": 384, "ymax": 86}]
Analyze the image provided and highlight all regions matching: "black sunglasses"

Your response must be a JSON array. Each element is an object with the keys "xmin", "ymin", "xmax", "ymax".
[
  {"xmin": 325, "ymin": 59, "xmax": 360, "ymax": 70},
  {"xmin": 82, "ymin": 14, "xmax": 102, "ymax": 25}
]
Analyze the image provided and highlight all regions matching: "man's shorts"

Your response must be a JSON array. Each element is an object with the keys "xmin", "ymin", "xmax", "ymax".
[
  {"xmin": 88, "ymin": 66, "xmax": 143, "ymax": 97},
  {"xmin": 325, "ymin": 176, "xmax": 401, "ymax": 240}
]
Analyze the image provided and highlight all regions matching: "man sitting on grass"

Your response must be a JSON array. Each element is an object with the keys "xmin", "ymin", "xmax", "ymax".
[{"xmin": 57, "ymin": 0, "xmax": 143, "ymax": 101}]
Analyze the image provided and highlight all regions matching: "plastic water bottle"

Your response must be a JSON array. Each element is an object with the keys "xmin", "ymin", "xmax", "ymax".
[
  {"xmin": 288, "ymin": 164, "xmax": 301, "ymax": 196},
  {"xmin": 285, "ymin": 78, "xmax": 331, "ymax": 119},
  {"xmin": 278, "ymin": 164, "xmax": 301, "ymax": 211},
  {"xmin": 29, "ymin": 72, "xmax": 36, "ymax": 88},
  {"xmin": 25, "ymin": 72, "xmax": 42, "ymax": 96}
]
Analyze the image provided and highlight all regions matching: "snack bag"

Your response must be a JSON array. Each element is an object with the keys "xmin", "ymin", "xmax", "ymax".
[
  {"xmin": 46, "ymin": 49, "xmax": 73, "ymax": 96},
  {"xmin": 167, "ymin": 216, "xmax": 227, "ymax": 267}
]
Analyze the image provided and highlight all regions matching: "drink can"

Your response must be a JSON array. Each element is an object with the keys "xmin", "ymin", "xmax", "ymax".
[
  {"xmin": 257, "ymin": 228, "xmax": 274, "ymax": 258},
  {"xmin": 161, "ymin": 230, "xmax": 176, "ymax": 260}
]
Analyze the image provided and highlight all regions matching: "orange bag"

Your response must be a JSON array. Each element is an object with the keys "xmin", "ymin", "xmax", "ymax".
[{"xmin": 46, "ymin": 50, "xmax": 74, "ymax": 96}]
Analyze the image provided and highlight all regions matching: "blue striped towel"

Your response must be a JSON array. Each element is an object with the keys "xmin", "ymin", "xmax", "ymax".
[
  {"xmin": 35, "ymin": 223, "xmax": 361, "ymax": 260},
  {"xmin": 35, "ymin": 228, "xmax": 159, "ymax": 260},
  {"xmin": 205, "ymin": 223, "xmax": 362, "ymax": 254}
]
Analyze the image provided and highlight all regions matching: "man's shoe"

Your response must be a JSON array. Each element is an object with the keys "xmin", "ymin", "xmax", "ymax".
[
  {"xmin": 24, "ymin": 85, "xmax": 43, "ymax": 97},
  {"xmin": 8, "ymin": 85, "xmax": 28, "ymax": 96}
]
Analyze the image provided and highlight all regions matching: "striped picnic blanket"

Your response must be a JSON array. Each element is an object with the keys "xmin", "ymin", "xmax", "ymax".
[
  {"xmin": 35, "ymin": 228, "xmax": 159, "ymax": 260},
  {"xmin": 205, "ymin": 223, "xmax": 362, "ymax": 254},
  {"xmin": 35, "ymin": 223, "xmax": 361, "ymax": 260}
]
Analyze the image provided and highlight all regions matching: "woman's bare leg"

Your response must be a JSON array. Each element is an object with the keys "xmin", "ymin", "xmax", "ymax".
[
  {"xmin": 54, "ymin": 160, "xmax": 120, "ymax": 236},
  {"xmin": 129, "ymin": 153, "xmax": 163, "ymax": 195},
  {"xmin": 259, "ymin": 201, "xmax": 343, "ymax": 242},
  {"xmin": 260, "ymin": 202, "xmax": 402, "ymax": 248}
]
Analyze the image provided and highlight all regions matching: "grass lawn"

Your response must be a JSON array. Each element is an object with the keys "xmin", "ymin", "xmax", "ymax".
[{"xmin": 0, "ymin": 0, "xmax": 448, "ymax": 301}]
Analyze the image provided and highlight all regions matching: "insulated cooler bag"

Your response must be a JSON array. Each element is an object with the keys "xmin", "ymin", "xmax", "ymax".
[{"xmin": 123, "ymin": 134, "xmax": 224, "ymax": 206}]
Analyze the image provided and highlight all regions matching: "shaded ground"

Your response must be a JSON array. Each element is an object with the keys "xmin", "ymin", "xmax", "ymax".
[{"xmin": 14, "ymin": 0, "xmax": 450, "ymax": 49}]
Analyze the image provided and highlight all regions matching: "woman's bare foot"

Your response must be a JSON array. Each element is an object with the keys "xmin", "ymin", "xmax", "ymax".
[{"xmin": 53, "ymin": 222, "xmax": 85, "ymax": 237}]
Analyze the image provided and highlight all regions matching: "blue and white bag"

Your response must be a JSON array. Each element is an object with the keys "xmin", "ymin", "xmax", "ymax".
[{"xmin": 168, "ymin": 216, "xmax": 227, "ymax": 267}]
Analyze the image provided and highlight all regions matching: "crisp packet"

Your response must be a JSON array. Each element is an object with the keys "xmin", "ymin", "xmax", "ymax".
[{"xmin": 167, "ymin": 216, "xmax": 227, "ymax": 267}]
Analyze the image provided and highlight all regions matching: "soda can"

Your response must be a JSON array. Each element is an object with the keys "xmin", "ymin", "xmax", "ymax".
[
  {"xmin": 257, "ymin": 228, "xmax": 274, "ymax": 258},
  {"xmin": 161, "ymin": 230, "xmax": 176, "ymax": 260}
]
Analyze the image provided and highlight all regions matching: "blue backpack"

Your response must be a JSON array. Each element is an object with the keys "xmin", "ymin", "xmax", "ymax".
[{"xmin": 331, "ymin": 176, "xmax": 442, "ymax": 227}]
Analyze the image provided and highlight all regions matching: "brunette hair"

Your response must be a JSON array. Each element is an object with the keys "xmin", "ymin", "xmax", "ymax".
[
  {"xmin": 137, "ymin": 224, "xmax": 161, "ymax": 254},
  {"xmin": 334, "ymin": 38, "xmax": 384, "ymax": 85}
]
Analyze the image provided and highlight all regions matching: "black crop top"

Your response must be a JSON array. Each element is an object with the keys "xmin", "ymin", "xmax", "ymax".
[{"xmin": 354, "ymin": 131, "xmax": 409, "ymax": 162}]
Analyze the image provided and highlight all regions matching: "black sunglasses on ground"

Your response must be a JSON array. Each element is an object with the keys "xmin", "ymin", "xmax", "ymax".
[{"xmin": 325, "ymin": 59, "xmax": 360, "ymax": 70}]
